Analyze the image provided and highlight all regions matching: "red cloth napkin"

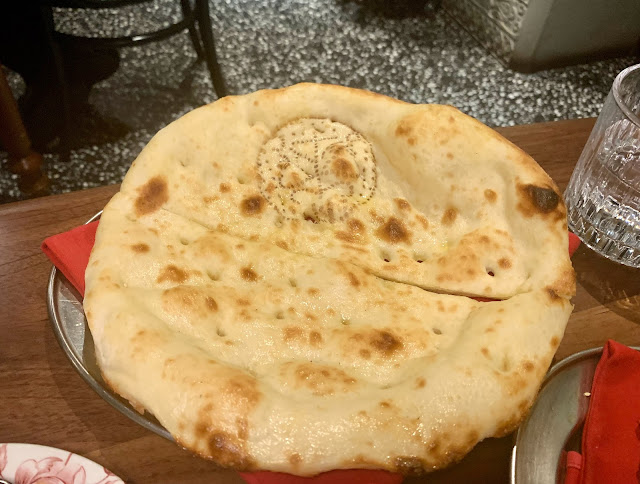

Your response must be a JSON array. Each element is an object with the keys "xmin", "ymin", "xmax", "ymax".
[
  {"xmin": 568, "ymin": 232, "xmax": 581, "ymax": 257},
  {"xmin": 41, "ymin": 224, "xmax": 581, "ymax": 484},
  {"xmin": 564, "ymin": 340, "xmax": 640, "ymax": 484},
  {"xmin": 564, "ymin": 451, "xmax": 583, "ymax": 484},
  {"xmin": 41, "ymin": 220, "xmax": 98, "ymax": 297}
]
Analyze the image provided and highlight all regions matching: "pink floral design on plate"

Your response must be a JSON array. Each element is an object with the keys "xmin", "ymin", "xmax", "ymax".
[{"xmin": 0, "ymin": 444, "xmax": 123, "ymax": 484}]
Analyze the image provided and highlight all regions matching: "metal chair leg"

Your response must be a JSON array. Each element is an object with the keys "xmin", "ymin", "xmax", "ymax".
[
  {"xmin": 180, "ymin": 0, "xmax": 204, "ymax": 60},
  {"xmin": 194, "ymin": 0, "xmax": 227, "ymax": 98}
]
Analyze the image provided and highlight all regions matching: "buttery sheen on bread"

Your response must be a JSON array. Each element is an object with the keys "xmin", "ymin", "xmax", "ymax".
[{"xmin": 84, "ymin": 83, "xmax": 575, "ymax": 475}]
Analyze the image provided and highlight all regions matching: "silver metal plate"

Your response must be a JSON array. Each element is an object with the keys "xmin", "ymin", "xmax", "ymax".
[
  {"xmin": 511, "ymin": 345, "xmax": 640, "ymax": 484},
  {"xmin": 46, "ymin": 212, "xmax": 172, "ymax": 441}
]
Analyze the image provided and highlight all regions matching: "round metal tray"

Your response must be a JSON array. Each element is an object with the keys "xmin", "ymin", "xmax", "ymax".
[
  {"xmin": 46, "ymin": 212, "xmax": 172, "ymax": 441},
  {"xmin": 511, "ymin": 345, "xmax": 640, "ymax": 484}
]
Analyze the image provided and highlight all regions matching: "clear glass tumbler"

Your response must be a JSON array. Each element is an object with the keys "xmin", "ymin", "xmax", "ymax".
[{"xmin": 564, "ymin": 63, "xmax": 640, "ymax": 267}]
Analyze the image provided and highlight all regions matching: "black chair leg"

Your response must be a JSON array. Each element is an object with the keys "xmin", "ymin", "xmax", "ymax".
[
  {"xmin": 194, "ymin": 0, "xmax": 227, "ymax": 98},
  {"xmin": 180, "ymin": 0, "xmax": 204, "ymax": 60},
  {"xmin": 42, "ymin": 5, "xmax": 71, "ymax": 161}
]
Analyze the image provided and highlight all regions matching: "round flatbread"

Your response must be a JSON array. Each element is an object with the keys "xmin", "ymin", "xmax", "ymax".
[{"xmin": 84, "ymin": 83, "xmax": 575, "ymax": 475}]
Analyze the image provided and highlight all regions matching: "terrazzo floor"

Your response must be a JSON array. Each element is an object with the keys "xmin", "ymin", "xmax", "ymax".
[{"xmin": 1, "ymin": 0, "xmax": 638, "ymax": 204}]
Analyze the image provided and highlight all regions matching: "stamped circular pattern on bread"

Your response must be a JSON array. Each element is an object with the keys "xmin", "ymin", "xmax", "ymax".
[{"xmin": 84, "ymin": 83, "xmax": 575, "ymax": 475}]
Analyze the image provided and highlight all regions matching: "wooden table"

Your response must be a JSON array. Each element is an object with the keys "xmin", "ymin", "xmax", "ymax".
[{"xmin": 1, "ymin": 117, "xmax": 639, "ymax": 483}]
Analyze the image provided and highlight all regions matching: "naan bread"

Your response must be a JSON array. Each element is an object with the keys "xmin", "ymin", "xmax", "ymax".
[{"xmin": 85, "ymin": 84, "xmax": 575, "ymax": 475}]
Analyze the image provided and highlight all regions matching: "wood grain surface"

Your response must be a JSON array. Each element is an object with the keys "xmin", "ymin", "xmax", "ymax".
[{"xmin": 1, "ymin": 117, "xmax": 638, "ymax": 484}]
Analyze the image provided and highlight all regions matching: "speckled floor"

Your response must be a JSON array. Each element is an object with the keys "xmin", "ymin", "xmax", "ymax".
[{"xmin": 1, "ymin": 0, "xmax": 637, "ymax": 204}]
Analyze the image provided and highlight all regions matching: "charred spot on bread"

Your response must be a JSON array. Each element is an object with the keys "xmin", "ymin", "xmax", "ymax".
[
  {"xmin": 241, "ymin": 195, "xmax": 266, "ymax": 216},
  {"xmin": 484, "ymin": 189, "xmax": 497, "ymax": 203},
  {"xmin": 240, "ymin": 266, "xmax": 259, "ymax": 282},
  {"xmin": 157, "ymin": 265, "xmax": 189, "ymax": 283},
  {"xmin": 331, "ymin": 156, "xmax": 359, "ymax": 180},
  {"xmin": 135, "ymin": 176, "xmax": 169, "ymax": 216},
  {"xmin": 526, "ymin": 185, "xmax": 559, "ymax": 212},
  {"xmin": 376, "ymin": 217, "xmax": 411, "ymax": 244},
  {"xmin": 131, "ymin": 243, "xmax": 150, "ymax": 253},
  {"xmin": 441, "ymin": 207, "xmax": 458, "ymax": 226},
  {"xmin": 517, "ymin": 184, "xmax": 561, "ymax": 216},
  {"xmin": 369, "ymin": 330, "xmax": 402, "ymax": 356}
]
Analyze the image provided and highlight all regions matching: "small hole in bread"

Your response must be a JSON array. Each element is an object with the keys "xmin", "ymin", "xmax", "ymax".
[
  {"xmin": 380, "ymin": 250, "xmax": 392, "ymax": 263},
  {"xmin": 274, "ymin": 216, "xmax": 284, "ymax": 228},
  {"xmin": 207, "ymin": 270, "xmax": 220, "ymax": 281},
  {"xmin": 237, "ymin": 175, "xmax": 247, "ymax": 184},
  {"xmin": 432, "ymin": 327, "xmax": 442, "ymax": 335},
  {"xmin": 341, "ymin": 318, "xmax": 351, "ymax": 326},
  {"xmin": 216, "ymin": 328, "xmax": 226, "ymax": 337},
  {"xmin": 180, "ymin": 238, "xmax": 190, "ymax": 245},
  {"xmin": 276, "ymin": 311, "xmax": 285, "ymax": 320},
  {"xmin": 487, "ymin": 269, "xmax": 495, "ymax": 277},
  {"xmin": 289, "ymin": 278, "xmax": 297, "ymax": 288}
]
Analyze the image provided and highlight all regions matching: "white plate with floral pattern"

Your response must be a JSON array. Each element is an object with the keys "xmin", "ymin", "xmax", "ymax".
[{"xmin": 0, "ymin": 443, "xmax": 123, "ymax": 484}]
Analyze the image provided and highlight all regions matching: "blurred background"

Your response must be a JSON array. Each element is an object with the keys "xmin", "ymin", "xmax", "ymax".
[{"xmin": 1, "ymin": 0, "xmax": 639, "ymax": 203}]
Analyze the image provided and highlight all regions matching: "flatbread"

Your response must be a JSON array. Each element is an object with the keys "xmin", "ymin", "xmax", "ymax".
[{"xmin": 84, "ymin": 83, "xmax": 575, "ymax": 475}]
